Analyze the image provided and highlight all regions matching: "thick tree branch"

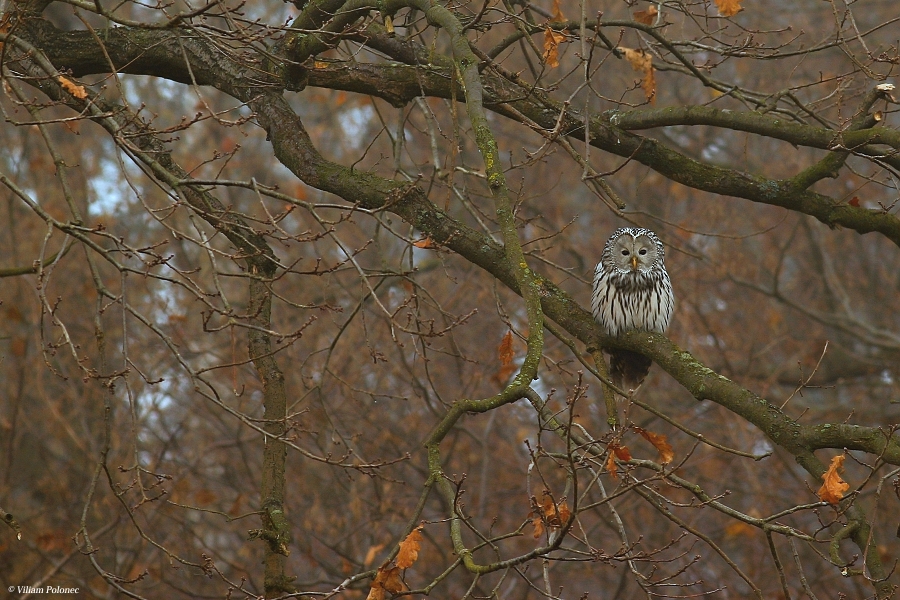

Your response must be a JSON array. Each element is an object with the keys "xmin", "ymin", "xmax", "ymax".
[{"xmin": 27, "ymin": 23, "xmax": 900, "ymax": 248}]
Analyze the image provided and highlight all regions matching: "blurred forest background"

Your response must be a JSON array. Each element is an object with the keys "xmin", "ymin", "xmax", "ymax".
[{"xmin": 1, "ymin": 0, "xmax": 900, "ymax": 598}]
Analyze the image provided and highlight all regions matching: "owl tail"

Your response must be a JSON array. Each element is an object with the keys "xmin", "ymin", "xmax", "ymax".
[{"xmin": 609, "ymin": 349, "xmax": 652, "ymax": 391}]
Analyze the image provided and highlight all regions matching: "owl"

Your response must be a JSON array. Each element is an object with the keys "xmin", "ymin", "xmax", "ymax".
[{"xmin": 591, "ymin": 227, "xmax": 674, "ymax": 390}]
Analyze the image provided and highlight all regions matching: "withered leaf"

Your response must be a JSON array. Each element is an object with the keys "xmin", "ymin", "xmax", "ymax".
[
  {"xmin": 550, "ymin": 0, "xmax": 565, "ymax": 22},
  {"xmin": 363, "ymin": 543, "xmax": 385, "ymax": 567},
  {"xmin": 634, "ymin": 426, "xmax": 674, "ymax": 464},
  {"xmin": 818, "ymin": 454, "xmax": 849, "ymax": 505},
  {"xmin": 714, "ymin": 0, "xmax": 743, "ymax": 17},
  {"xmin": 368, "ymin": 565, "xmax": 405, "ymax": 600},
  {"xmin": 57, "ymin": 76, "xmax": 87, "ymax": 99},
  {"xmin": 619, "ymin": 47, "xmax": 656, "ymax": 104},
  {"xmin": 531, "ymin": 513, "xmax": 544, "ymax": 539},
  {"xmin": 543, "ymin": 28, "xmax": 567, "ymax": 68},
  {"xmin": 396, "ymin": 526, "xmax": 423, "ymax": 569},
  {"xmin": 539, "ymin": 491, "xmax": 571, "ymax": 528},
  {"xmin": 498, "ymin": 331, "xmax": 514, "ymax": 366},
  {"xmin": 607, "ymin": 443, "xmax": 632, "ymax": 480},
  {"xmin": 413, "ymin": 237, "xmax": 437, "ymax": 249},
  {"xmin": 612, "ymin": 444, "xmax": 632, "ymax": 461},
  {"xmin": 848, "ymin": 196, "xmax": 861, "ymax": 207},
  {"xmin": 725, "ymin": 521, "xmax": 754, "ymax": 538},
  {"xmin": 633, "ymin": 6, "xmax": 658, "ymax": 24}
]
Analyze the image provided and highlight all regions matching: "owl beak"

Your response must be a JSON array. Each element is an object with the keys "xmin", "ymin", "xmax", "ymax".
[{"xmin": 630, "ymin": 255, "xmax": 639, "ymax": 271}]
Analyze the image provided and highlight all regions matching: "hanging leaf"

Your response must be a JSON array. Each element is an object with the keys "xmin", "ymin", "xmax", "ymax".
[
  {"xmin": 413, "ymin": 237, "xmax": 437, "ymax": 248},
  {"xmin": 363, "ymin": 543, "xmax": 385, "ymax": 567},
  {"xmin": 543, "ymin": 28, "xmax": 567, "ymax": 68},
  {"xmin": 633, "ymin": 426, "xmax": 674, "ymax": 464},
  {"xmin": 619, "ymin": 47, "xmax": 656, "ymax": 103},
  {"xmin": 57, "ymin": 76, "xmax": 87, "ymax": 99},
  {"xmin": 607, "ymin": 443, "xmax": 632, "ymax": 480},
  {"xmin": 714, "ymin": 0, "xmax": 743, "ymax": 17},
  {"xmin": 530, "ymin": 512, "xmax": 544, "ymax": 538},
  {"xmin": 539, "ymin": 491, "xmax": 571, "ymax": 527},
  {"xmin": 550, "ymin": 0, "xmax": 565, "ymax": 22},
  {"xmin": 633, "ymin": 6, "xmax": 658, "ymax": 24},
  {"xmin": 818, "ymin": 454, "xmax": 849, "ymax": 505},
  {"xmin": 367, "ymin": 565, "xmax": 404, "ymax": 600},
  {"xmin": 498, "ymin": 331, "xmax": 514, "ymax": 366},
  {"xmin": 396, "ymin": 526, "xmax": 423, "ymax": 569},
  {"xmin": 606, "ymin": 452, "xmax": 618, "ymax": 479}
]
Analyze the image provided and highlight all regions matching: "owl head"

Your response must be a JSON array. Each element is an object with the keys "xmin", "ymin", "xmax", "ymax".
[{"xmin": 603, "ymin": 227, "xmax": 665, "ymax": 276}]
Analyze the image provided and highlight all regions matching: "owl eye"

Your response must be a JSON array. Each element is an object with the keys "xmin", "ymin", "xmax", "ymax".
[
  {"xmin": 621, "ymin": 250, "xmax": 630, "ymax": 256},
  {"xmin": 639, "ymin": 249, "xmax": 647, "ymax": 256}
]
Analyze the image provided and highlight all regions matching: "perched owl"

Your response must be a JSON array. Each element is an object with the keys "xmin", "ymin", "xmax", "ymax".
[{"xmin": 591, "ymin": 227, "xmax": 674, "ymax": 390}]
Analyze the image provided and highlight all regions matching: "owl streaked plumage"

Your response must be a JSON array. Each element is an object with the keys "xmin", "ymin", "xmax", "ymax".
[{"xmin": 591, "ymin": 227, "xmax": 674, "ymax": 389}]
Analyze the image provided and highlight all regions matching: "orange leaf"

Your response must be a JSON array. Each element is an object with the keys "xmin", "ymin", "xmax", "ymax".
[
  {"xmin": 363, "ymin": 543, "xmax": 385, "ymax": 567},
  {"xmin": 413, "ymin": 237, "xmax": 437, "ymax": 248},
  {"xmin": 57, "ymin": 76, "xmax": 87, "ymax": 99},
  {"xmin": 550, "ymin": 0, "xmax": 565, "ymax": 22},
  {"xmin": 714, "ymin": 0, "xmax": 743, "ymax": 17},
  {"xmin": 498, "ymin": 331, "xmax": 514, "ymax": 366},
  {"xmin": 366, "ymin": 587, "xmax": 385, "ymax": 600},
  {"xmin": 531, "ymin": 514, "xmax": 545, "ymax": 538},
  {"xmin": 194, "ymin": 488, "xmax": 217, "ymax": 505},
  {"xmin": 538, "ymin": 491, "xmax": 570, "ymax": 528},
  {"xmin": 396, "ymin": 526, "xmax": 423, "ymax": 569},
  {"xmin": 848, "ymin": 196, "xmax": 861, "ymax": 207},
  {"xmin": 818, "ymin": 454, "xmax": 850, "ymax": 505},
  {"xmin": 634, "ymin": 426, "xmax": 674, "ymax": 464},
  {"xmin": 368, "ymin": 565, "xmax": 404, "ymax": 600},
  {"xmin": 633, "ymin": 6, "xmax": 658, "ymax": 24},
  {"xmin": 557, "ymin": 501, "xmax": 571, "ymax": 524},
  {"xmin": 607, "ymin": 443, "xmax": 631, "ymax": 479},
  {"xmin": 613, "ymin": 444, "xmax": 632, "ymax": 461},
  {"xmin": 491, "ymin": 363, "xmax": 518, "ymax": 387},
  {"xmin": 620, "ymin": 48, "xmax": 656, "ymax": 104},
  {"xmin": 725, "ymin": 521, "xmax": 754, "ymax": 538},
  {"xmin": 543, "ymin": 28, "xmax": 566, "ymax": 68}
]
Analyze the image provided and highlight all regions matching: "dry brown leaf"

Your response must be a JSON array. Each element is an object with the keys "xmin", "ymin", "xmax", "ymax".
[
  {"xmin": 543, "ymin": 28, "xmax": 566, "ymax": 68},
  {"xmin": 539, "ymin": 491, "xmax": 571, "ymax": 528},
  {"xmin": 550, "ymin": 0, "xmax": 565, "ymax": 22},
  {"xmin": 530, "ymin": 492, "xmax": 570, "ymax": 538},
  {"xmin": 194, "ymin": 488, "xmax": 217, "ymax": 505},
  {"xmin": 57, "ymin": 76, "xmax": 87, "ymax": 99},
  {"xmin": 620, "ymin": 48, "xmax": 656, "ymax": 104},
  {"xmin": 413, "ymin": 237, "xmax": 437, "ymax": 248},
  {"xmin": 531, "ymin": 513, "xmax": 544, "ymax": 538},
  {"xmin": 396, "ymin": 526, "xmax": 423, "ymax": 569},
  {"xmin": 606, "ymin": 453, "xmax": 618, "ymax": 479},
  {"xmin": 818, "ymin": 454, "xmax": 849, "ymax": 505},
  {"xmin": 725, "ymin": 521, "xmax": 754, "ymax": 538},
  {"xmin": 380, "ymin": 567, "xmax": 404, "ymax": 594},
  {"xmin": 363, "ymin": 543, "xmax": 385, "ymax": 567},
  {"xmin": 365, "ymin": 585, "xmax": 385, "ymax": 600},
  {"xmin": 633, "ymin": 6, "xmax": 658, "ymax": 24},
  {"xmin": 714, "ymin": 0, "xmax": 743, "ymax": 17},
  {"xmin": 498, "ymin": 331, "xmax": 514, "ymax": 366},
  {"xmin": 607, "ymin": 443, "xmax": 632, "ymax": 479},
  {"xmin": 491, "ymin": 363, "xmax": 518, "ymax": 387},
  {"xmin": 634, "ymin": 426, "xmax": 674, "ymax": 464},
  {"xmin": 368, "ymin": 565, "xmax": 405, "ymax": 600},
  {"xmin": 556, "ymin": 500, "xmax": 571, "ymax": 524},
  {"xmin": 613, "ymin": 444, "xmax": 632, "ymax": 461}
]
